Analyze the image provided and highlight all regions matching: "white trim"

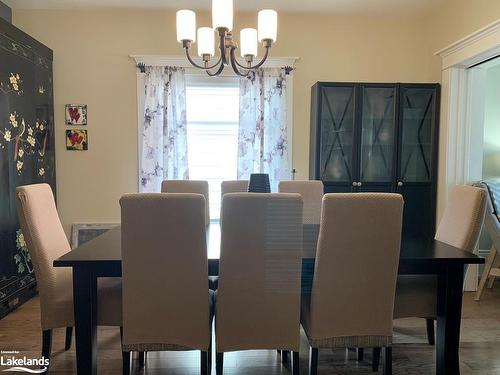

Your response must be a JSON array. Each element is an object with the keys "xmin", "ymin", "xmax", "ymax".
[
  {"xmin": 436, "ymin": 18, "xmax": 500, "ymax": 291},
  {"xmin": 136, "ymin": 72, "xmax": 145, "ymax": 192},
  {"xmin": 185, "ymin": 73, "xmax": 239, "ymax": 86},
  {"xmin": 287, "ymin": 71, "xmax": 294, "ymax": 178},
  {"xmin": 130, "ymin": 54, "xmax": 299, "ymax": 69},
  {"xmin": 435, "ymin": 19, "xmax": 500, "ymax": 69}
]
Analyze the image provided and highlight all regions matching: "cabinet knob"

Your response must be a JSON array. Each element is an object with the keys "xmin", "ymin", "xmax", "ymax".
[
  {"xmin": 352, "ymin": 181, "xmax": 358, "ymax": 187},
  {"xmin": 398, "ymin": 181, "xmax": 403, "ymax": 187},
  {"xmin": 357, "ymin": 182, "xmax": 363, "ymax": 187}
]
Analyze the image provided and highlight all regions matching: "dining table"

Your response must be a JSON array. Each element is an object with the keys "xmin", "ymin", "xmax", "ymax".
[{"xmin": 54, "ymin": 221, "xmax": 484, "ymax": 375}]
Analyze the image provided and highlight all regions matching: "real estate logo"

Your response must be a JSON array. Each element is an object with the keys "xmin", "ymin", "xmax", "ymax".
[{"xmin": 0, "ymin": 351, "xmax": 49, "ymax": 373}]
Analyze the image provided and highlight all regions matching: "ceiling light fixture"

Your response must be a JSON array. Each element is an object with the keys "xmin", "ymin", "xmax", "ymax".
[{"xmin": 176, "ymin": 0, "xmax": 277, "ymax": 77}]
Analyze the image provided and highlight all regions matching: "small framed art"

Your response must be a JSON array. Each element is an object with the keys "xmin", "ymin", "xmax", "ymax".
[
  {"xmin": 65, "ymin": 104, "xmax": 87, "ymax": 125},
  {"xmin": 66, "ymin": 129, "xmax": 88, "ymax": 151}
]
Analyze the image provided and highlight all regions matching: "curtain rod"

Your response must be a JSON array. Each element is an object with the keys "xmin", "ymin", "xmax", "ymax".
[{"xmin": 136, "ymin": 63, "xmax": 294, "ymax": 75}]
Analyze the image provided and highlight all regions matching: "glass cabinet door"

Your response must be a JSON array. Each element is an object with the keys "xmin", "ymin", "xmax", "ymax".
[
  {"xmin": 319, "ymin": 85, "xmax": 356, "ymax": 183},
  {"xmin": 398, "ymin": 87, "xmax": 436, "ymax": 183},
  {"xmin": 359, "ymin": 86, "xmax": 396, "ymax": 183}
]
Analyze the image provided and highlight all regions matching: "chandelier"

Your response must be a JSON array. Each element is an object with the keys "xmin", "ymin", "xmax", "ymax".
[{"xmin": 176, "ymin": 0, "xmax": 278, "ymax": 77}]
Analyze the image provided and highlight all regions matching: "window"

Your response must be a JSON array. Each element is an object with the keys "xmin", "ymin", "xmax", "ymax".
[{"xmin": 186, "ymin": 76, "xmax": 240, "ymax": 219}]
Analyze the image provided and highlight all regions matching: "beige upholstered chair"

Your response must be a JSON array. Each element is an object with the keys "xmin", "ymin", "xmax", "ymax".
[
  {"xmin": 302, "ymin": 193, "xmax": 404, "ymax": 375},
  {"xmin": 373, "ymin": 185, "xmax": 487, "ymax": 371},
  {"xmin": 221, "ymin": 180, "xmax": 248, "ymax": 196},
  {"xmin": 120, "ymin": 193, "xmax": 213, "ymax": 375},
  {"xmin": 279, "ymin": 180, "xmax": 324, "ymax": 265},
  {"xmin": 278, "ymin": 180, "xmax": 323, "ymax": 225},
  {"xmin": 475, "ymin": 181, "xmax": 500, "ymax": 300},
  {"xmin": 394, "ymin": 186, "xmax": 487, "ymax": 319},
  {"xmin": 161, "ymin": 180, "xmax": 210, "ymax": 225},
  {"xmin": 215, "ymin": 193, "xmax": 303, "ymax": 375},
  {"xmin": 15, "ymin": 183, "xmax": 122, "ymax": 362}
]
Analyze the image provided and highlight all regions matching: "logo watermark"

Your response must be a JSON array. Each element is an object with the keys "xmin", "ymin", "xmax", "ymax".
[{"xmin": 0, "ymin": 351, "xmax": 49, "ymax": 373}]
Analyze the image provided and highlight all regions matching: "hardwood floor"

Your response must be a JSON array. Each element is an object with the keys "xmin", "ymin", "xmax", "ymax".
[{"xmin": 0, "ymin": 286, "xmax": 499, "ymax": 374}]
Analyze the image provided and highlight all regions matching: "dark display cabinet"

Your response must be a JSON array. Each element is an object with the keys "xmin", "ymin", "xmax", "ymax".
[
  {"xmin": 310, "ymin": 82, "xmax": 440, "ymax": 240},
  {"xmin": 0, "ymin": 18, "xmax": 55, "ymax": 317}
]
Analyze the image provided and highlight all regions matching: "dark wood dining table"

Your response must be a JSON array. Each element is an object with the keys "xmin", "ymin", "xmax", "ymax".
[{"xmin": 54, "ymin": 222, "xmax": 484, "ymax": 375}]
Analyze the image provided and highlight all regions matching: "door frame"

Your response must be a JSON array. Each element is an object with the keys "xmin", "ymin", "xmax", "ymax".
[{"xmin": 435, "ymin": 18, "xmax": 500, "ymax": 290}]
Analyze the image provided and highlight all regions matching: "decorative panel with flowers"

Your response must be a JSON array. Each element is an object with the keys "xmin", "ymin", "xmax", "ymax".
[{"xmin": 0, "ymin": 18, "xmax": 55, "ymax": 317}]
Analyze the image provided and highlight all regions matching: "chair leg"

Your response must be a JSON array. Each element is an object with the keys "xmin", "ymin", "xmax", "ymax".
[
  {"xmin": 292, "ymin": 351, "xmax": 300, "ymax": 375},
  {"xmin": 42, "ymin": 329, "xmax": 52, "ymax": 360},
  {"xmin": 488, "ymin": 249, "xmax": 500, "ymax": 288},
  {"xmin": 216, "ymin": 352, "xmax": 223, "ymax": 375},
  {"xmin": 309, "ymin": 347, "xmax": 318, "ymax": 375},
  {"xmin": 487, "ymin": 274, "xmax": 497, "ymax": 288},
  {"xmin": 122, "ymin": 352, "xmax": 130, "ymax": 375},
  {"xmin": 208, "ymin": 342, "xmax": 212, "ymax": 375},
  {"xmin": 383, "ymin": 347, "xmax": 392, "ymax": 375},
  {"xmin": 372, "ymin": 347, "xmax": 381, "ymax": 372},
  {"xmin": 64, "ymin": 327, "xmax": 73, "ymax": 351},
  {"xmin": 282, "ymin": 350, "xmax": 290, "ymax": 363},
  {"xmin": 476, "ymin": 246, "xmax": 497, "ymax": 299},
  {"xmin": 201, "ymin": 351, "xmax": 209, "ymax": 375},
  {"xmin": 138, "ymin": 352, "xmax": 145, "ymax": 368},
  {"xmin": 357, "ymin": 348, "xmax": 364, "ymax": 361},
  {"xmin": 426, "ymin": 319, "xmax": 435, "ymax": 345},
  {"xmin": 120, "ymin": 327, "xmax": 130, "ymax": 375}
]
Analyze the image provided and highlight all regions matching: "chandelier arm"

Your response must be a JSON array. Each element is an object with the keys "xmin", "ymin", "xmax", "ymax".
[
  {"xmin": 232, "ymin": 46, "xmax": 270, "ymax": 70},
  {"xmin": 229, "ymin": 48, "xmax": 251, "ymax": 77},
  {"xmin": 185, "ymin": 48, "xmax": 223, "ymax": 70},
  {"xmin": 218, "ymin": 30, "xmax": 228, "ymax": 66},
  {"xmin": 206, "ymin": 61, "xmax": 226, "ymax": 76}
]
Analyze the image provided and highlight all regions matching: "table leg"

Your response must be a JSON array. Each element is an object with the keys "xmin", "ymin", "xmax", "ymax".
[
  {"xmin": 73, "ymin": 267, "xmax": 98, "ymax": 375},
  {"xmin": 436, "ymin": 264, "xmax": 464, "ymax": 375}
]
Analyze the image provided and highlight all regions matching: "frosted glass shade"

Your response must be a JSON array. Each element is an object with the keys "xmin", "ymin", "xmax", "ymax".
[
  {"xmin": 197, "ymin": 27, "xmax": 215, "ymax": 56},
  {"xmin": 176, "ymin": 10, "xmax": 196, "ymax": 42},
  {"xmin": 240, "ymin": 28, "xmax": 258, "ymax": 58},
  {"xmin": 212, "ymin": 0, "xmax": 233, "ymax": 31},
  {"xmin": 258, "ymin": 9, "xmax": 277, "ymax": 42}
]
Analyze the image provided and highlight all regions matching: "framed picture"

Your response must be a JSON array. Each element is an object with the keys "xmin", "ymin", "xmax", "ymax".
[
  {"xmin": 66, "ymin": 129, "xmax": 88, "ymax": 151},
  {"xmin": 71, "ymin": 223, "xmax": 119, "ymax": 249},
  {"xmin": 65, "ymin": 104, "xmax": 87, "ymax": 125}
]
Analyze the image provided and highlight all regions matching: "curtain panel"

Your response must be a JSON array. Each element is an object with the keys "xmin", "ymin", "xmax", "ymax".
[
  {"xmin": 237, "ymin": 67, "xmax": 290, "ymax": 191},
  {"xmin": 140, "ymin": 66, "xmax": 189, "ymax": 192}
]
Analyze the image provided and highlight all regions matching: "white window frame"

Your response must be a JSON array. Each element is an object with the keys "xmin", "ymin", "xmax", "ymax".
[{"xmin": 132, "ymin": 54, "xmax": 298, "ymax": 191}]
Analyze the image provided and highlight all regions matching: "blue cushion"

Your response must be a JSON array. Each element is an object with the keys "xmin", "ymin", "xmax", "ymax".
[{"xmin": 484, "ymin": 179, "xmax": 500, "ymax": 219}]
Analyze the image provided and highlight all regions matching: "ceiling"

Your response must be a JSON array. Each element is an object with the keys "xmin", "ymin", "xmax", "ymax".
[{"xmin": 4, "ymin": 0, "xmax": 444, "ymax": 16}]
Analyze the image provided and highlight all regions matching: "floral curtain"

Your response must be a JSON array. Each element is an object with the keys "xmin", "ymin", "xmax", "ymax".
[
  {"xmin": 237, "ymin": 67, "xmax": 290, "ymax": 191},
  {"xmin": 140, "ymin": 66, "xmax": 189, "ymax": 192}
]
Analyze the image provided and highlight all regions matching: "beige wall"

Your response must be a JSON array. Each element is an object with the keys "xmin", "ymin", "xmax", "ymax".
[
  {"xmin": 426, "ymin": 0, "xmax": 500, "ymax": 81},
  {"xmin": 12, "ymin": 4, "xmax": 500, "ymax": 235},
  {"xmin": 12, "ymin": 9, "xmax": 434, "ymax": 234}
]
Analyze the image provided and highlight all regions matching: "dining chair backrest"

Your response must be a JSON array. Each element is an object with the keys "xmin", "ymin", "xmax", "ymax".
[
  {"xmin": 278, "ymin": 180, "xmax": 323, "ymax": 224},
  {"xmin": 120, "ymin": 193, "xmax": 210, "ymax": 351},
  {"xmin": 308, "ymin": 193, "xmax": 403, "ymax": 343},
  {"xmin": 15, "ymin": 183, "xmax": 72, "ymax": 329},
  {"xmin": 161, "ymin": 180, "xmax": 210, "ymax": 225},
  {"xmin": 221, "ymin": 180, "xmax": 248, "ymax": 197},
  {"xmin": 480, "ymin": 182, "xmax": 500, "ymax": 251},
  {"xmin": 435, "ymin": 185, "xmax": 487, "ymax": 253},
  {"xmin": 216, "ymin": 193, "xmax": 303, "ymax": 352}
]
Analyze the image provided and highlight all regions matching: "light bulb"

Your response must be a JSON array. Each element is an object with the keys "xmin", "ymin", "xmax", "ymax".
[
  {"xmin": 240, "ymin": 28, "xmax": 258, "ymax": 58},
  {"xmin": 176, "ymin": 10, "xmax": 196, "ymax": 43},
  {"xmin": 258, "ymin": 9, "xmax": 277, "ymax": 42},
  {"xmin": 197, "ymin": 27, "xmax": 215, "ymax": 56},
  {"xmin": 212, "ymin": 0, "xmax": 233, "ymax": 31}
]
